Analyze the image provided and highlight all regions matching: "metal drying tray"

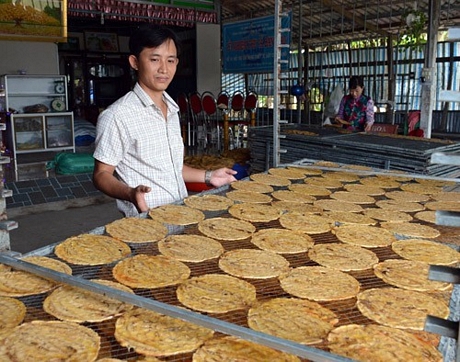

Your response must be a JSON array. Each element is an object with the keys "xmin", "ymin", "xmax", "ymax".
[{"xmin": 3, "ymin": 163, "xmax": 460, "ymax": 361}]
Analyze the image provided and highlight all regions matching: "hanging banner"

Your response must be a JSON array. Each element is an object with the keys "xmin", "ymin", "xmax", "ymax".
[{"xmin": 222, "ymin": 13, "xmax": 292, "ymax": 74}]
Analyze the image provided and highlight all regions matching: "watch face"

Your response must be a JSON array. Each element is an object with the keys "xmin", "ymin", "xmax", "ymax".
[
  {"xmin": 51, "ymin": 99, "xmax": 65, "ymax": 112},
  {"xmin": 55, "ymin": 83, "xmax": 65, "ymax": 94}
]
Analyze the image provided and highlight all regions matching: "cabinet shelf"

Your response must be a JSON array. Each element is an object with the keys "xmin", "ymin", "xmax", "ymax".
[
  {"xmin": 9, "ymin": 93, "xmax": 65, "ymax": 97},
  {"xmin": 0, "ymin": 75, "xmax": 75, "ymax": 173},
  {"xmin": 1, "ymin": 75, "xmax": 69, "ymax": 114}
]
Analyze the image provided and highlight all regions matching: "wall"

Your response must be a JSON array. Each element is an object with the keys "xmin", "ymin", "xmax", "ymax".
[
  {"xmin": 196, "ymin": 23, "xmax": 221, "ymax": 95},
  {"xmin": 0, "ymin": 41, "xmax": 59, "ymax": 76}
]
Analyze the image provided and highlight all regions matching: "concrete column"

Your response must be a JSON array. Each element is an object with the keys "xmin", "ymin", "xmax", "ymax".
[{"xmin": 419, "ymin": 0, "xmax": 441, "ymax": 138}]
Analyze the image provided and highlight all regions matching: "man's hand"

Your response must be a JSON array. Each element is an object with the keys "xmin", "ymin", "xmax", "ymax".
[
  {"xmin": 130, "ymin": 185, "xmax": 151, "ymax": 213},
  {"xmin": 209, "ymin": 168, "xmax": 237, "ymax": 187}
]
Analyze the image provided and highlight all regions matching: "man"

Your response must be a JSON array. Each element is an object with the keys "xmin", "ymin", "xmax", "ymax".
[{"xmin": 93, "ymin": 25, "xmax": 236, "ymax": 217}]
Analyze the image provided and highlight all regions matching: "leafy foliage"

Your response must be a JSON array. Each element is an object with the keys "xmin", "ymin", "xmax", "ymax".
[{"xmin": 398, "ymin": 9, "xmax": 428, "ymax": 52}]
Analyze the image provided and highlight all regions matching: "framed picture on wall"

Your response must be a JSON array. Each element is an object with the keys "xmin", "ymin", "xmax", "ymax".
[
  {"xmin": 0, "ymin": 0, "xmax": 67, "ymax": 42},
  {"xmin": 58, "ymin": 37, "xmax": 80, "ymax": 51},
  {"xmin": 85, "ymin": 32, "xmax": 119, "ymax": 53}
]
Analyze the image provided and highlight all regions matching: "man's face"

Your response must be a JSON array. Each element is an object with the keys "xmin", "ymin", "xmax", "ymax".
[
  {"xmin": 349, "ymin": 86, "xmax": 363, "ymax": 99},
  {"xmin": 133, "ymin": 39, "xmax": 179, "ymax": 94}
]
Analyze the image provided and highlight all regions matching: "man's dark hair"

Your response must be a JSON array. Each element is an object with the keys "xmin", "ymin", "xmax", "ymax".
[
  {"xmin": 349, "ymin": 75, "xmax": 364, "ymax": 90},
  {"xmin": 129, "ymin": 24, "xmax": 181, "ymax": 59}
]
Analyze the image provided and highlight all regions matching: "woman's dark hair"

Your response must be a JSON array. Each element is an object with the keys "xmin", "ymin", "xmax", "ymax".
[
  {"xmin": 129, "ymin": 24, "xmax": 181, "ymax": 59},
  {"xmin": 349, "ymin": 75, "xmax": 365, "ymax": 90}
]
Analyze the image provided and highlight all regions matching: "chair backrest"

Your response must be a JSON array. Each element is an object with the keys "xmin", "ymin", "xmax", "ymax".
[
  {"xmin": 217, "ymin": 91, "xmax": 230, "ymax": 111},
  {"xmin": 244, "ymin": 91, "xmax": 258, "ymax": 112},
  {"xmin": 201, "ymin": 91, "xmax": 217, "ymax": 116},
  {"xmin": 177, "ymin": 93, "xmax": 189, "ymax": 115},
  {"xmin": 188, "ymin": 92, "xmax": 202, "ymax": 115},
  {"xmin": 230, "ymin": 91, "xmax": 245, "ymax": 112}
]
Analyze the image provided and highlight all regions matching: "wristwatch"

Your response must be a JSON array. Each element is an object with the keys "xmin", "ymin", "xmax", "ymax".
[{"xmin": 204, "ymin": 170, "xmax": 213, "ymax": 186}]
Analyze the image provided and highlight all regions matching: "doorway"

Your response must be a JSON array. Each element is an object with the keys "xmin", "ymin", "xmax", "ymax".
[{"xmin": 62, "ymin": 55, "xmax": 132, "ymax": 124}]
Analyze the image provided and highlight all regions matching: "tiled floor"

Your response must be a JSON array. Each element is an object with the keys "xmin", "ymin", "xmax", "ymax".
[{"xmin": 2, "ymin": 146, "xmax": 102, "ymax": 209}]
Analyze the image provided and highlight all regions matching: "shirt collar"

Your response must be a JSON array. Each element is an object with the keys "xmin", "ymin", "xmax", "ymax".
[{"xmin": 133, "ymin": 83, "xmax": 179, "ymax": 114}]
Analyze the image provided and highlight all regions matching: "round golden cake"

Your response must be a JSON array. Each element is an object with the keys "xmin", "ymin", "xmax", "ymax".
[
  {"xmin": 333, "ymin": 224, "xmax": 397, "ymax": 248},
  {"xmin": 327, "ymin": 324, "xmax": 442, "ymax": 362},
  {"xmin": 55, "ymin": 234, "xmax": 131, "ymax": 265},
  {"xmin": 112, "ymin": 254, "xmax": 190, "ymax": 289},
  {"xmin": 376, "ymin": 199, "xmax": 425, "ymax": 213},
  {"xmin": 414, "ymin": 210, "xmax": 436, "ymax": 224},
  {"xmin": 431, "ymin": 191, "xmax": 460, "ymax": 202},
  {"xmin": 304, "ymin": 176, "xmax": 343, "ymax": 189},
  {"xmin": 268, "ymin": 167, "xmax": 307, "ymax": 180},
  {"xmin": 288, "ymin": 183, "xmax": 331, "ymax": 196},
  {"xmin": 380, "ymin": 222, "xmax": 440, "ymax": 238},
  {"xmin": 115, "ymin": 307, "xmax": 214, "ymax": 357},
  {"xmin": 313, "ymin": 199, "xmax": 364, "ymax": 213},
  {"xmin": 279, "ymin": 213, "xmax": 333, "ymax": 234},
  {"xmin": 193, "ymin": 336, "xmax": 300, "ymax": 362},
  {"xmin": 218, "ymin": 249, "xmax": 290, "ymax": 279},
  {"xmin": 228, "ymin": 203, "xmax": 281, "ymax": 223},
  {"xmin": 0, "ymin": 256, "xmax": 72, "ymax": 297},
  {"xmin": 363, "ymin": 208, "xmax": 413, "ymax": 223},
  {"xmin": 321, "ymin": 171, "xmax": 360, "ymax": 182},
  {"xmin": 271, "ymin": 201, "xmax": 323, "ymax": 214},
  {"xmin": 105, "ymin": 217, "xmax": 169, "ymax": 242},
  {"xmin": 250, "ymin": 173, "xmax": 291, "ymax": 186},
  {"xmin": 356, "ymin": 287, "xmax": 449, "ymax": 330},
  {"xmin": 308, "ymin": 243, "xmax": 379, "ymax": 271},
  {"xmin": 343, "ymin": 183, "xmax": 386, "ymax": 196},
  {"xmin": 198, "ymin": 217, "xmax": 256, "ymax": 240},
  {"xmin": 373, "ymin": 259, "xmax": 452, "ymax": 292},
  {"xmin": 225, "ymin": 190, "xmax": 273, "ymax": 203},
  {"xmin": 247, "ymin": 297, "xmax": 338, "ymax": 345},
  {"xmin": 43, "ymin": 279, "xmax": 135, "ymax": 323},
  {"xmin": 290, "ymin": 166, "xmax": 322, "ymax": 176},
  {"xmin": 424, "ymin": 200, "xmax": 460, "ymax": 212},
  {"xmin": 183, "ymin": 194, "xmax": 234, "ymax": 211},
  {"xmin": 251, "ymin": 228, "xmax": 315, "ymax": 254},
  {"xmin": 392, "ymin": 239, "xmax": 460, "ymax": 265},
  {"xmin": 279, "ymin": 266, "xmax": 360, "ymax": 301},
  {"xmin": 0, "ymin": 320, "xmax": 100, "ymax": 361},
  {"xmin": 401, "ymin": 182, "xmax": 443, "ymax": 194},
  {"xmin": 0, "ymin": 296, "xmax": 26, "ymax": 331},
  {"xmin": 271, "ymin": 190, "xmax": 316, "ymax": 203},
  {"xmin": 384, "ymin": 190, "xmax": 431, "ymax": 203},
  {"xmin": 359, "ymin": 176, "xmax": 401, "ymax": 189},
  {"xmin": 230, "ymin": 180, "xmax": 274, "ymax": 193},
  {"xmin": 325, "ymin": 211, "xmax": 377, "ymax": 225},
  {"xmin": 148, "ymin": 204, "xmax": 205, "ymax": 225},
  {"xmin": 21, "ymin": 256, "xmax": 73, "ymax": 275},
  {"xmin": 176, "ymin": 273, "xmax": 256, "ymax": 313},
  {"xmin": 329, "ymin": 191, "xmax": 375, "ymax": 204},
  {"xmin": 158, "ymin": 234, "xmax": 224, "ymax": 262}
]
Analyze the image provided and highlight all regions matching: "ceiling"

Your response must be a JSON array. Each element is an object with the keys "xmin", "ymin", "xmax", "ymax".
[
  {"xmin": 66, "ymin": 0, "xmax": 460, "ymax": 49},
  {"xmin": 219, "ymin": 0, "xmax": 460, "ymax": 48}
]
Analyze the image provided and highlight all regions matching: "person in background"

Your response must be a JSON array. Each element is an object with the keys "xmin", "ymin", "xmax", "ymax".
[
  {"xmin": 335, "ymin": 75, "xmax": 374, "ymax": 132},
  {"xmin": 92, "ymin": 24, "xmax": 237, "ymax": 217}
]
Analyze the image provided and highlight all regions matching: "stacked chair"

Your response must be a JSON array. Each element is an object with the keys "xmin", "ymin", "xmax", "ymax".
[{"xmin": 177, "ymin": 90, "xmax": 258, "ymax": 153}]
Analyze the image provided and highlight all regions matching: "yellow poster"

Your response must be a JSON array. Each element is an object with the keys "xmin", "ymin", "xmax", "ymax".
[{"xmin": 0, "ymin": 0, "xmax": 67, "ymax": 42}]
